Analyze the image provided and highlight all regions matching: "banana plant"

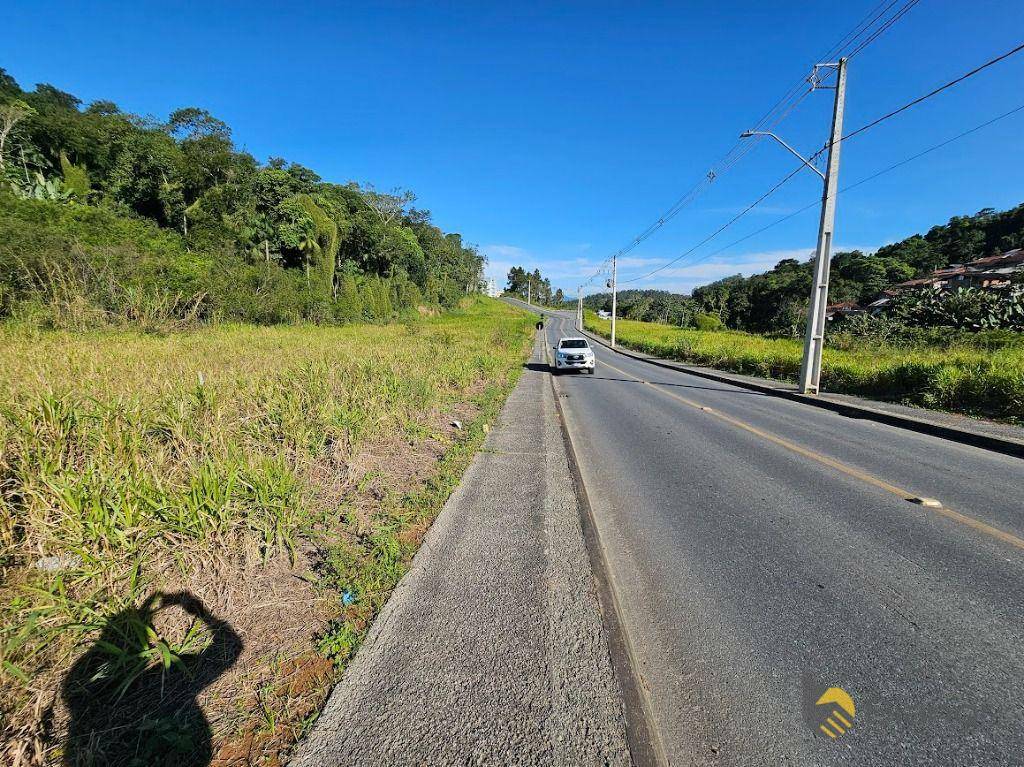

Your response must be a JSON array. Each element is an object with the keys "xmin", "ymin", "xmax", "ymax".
[{"xmin": 11, "ymin": 172, "xmax": 74, "ymax": 202}]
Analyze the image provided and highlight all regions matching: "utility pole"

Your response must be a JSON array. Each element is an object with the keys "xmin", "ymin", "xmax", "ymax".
[
  {"xmin": 740, "ymin": 57, "xmax": 846, "ymax": 394},
  {"xmin": 527, "ymin": 277, "xmax": 531, "ymax": 306},
  {"xmin": 610, "ymin": 254, "xmax": 618, "ymax": 347},
  {"xmin": 576, "ymin": 286, "xmax": 583, "ymax": 330},
  {"xmin": 801, "ymin": 58, "xmax": 847, "ymax": 394}
]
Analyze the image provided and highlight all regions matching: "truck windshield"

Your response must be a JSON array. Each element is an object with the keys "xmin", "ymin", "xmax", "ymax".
[{"xmin": 560, "ymin": 340, "xmax": 588, "ymax": 349}]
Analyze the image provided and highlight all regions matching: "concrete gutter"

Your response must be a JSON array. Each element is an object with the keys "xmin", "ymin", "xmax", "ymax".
[
  {"xmin": 577, "ymin": 326, "xmax": 1024, "ymax": 460},
  {"xmin": 544, "ymin": 339, "xmax": 666, "ymax": 767}
]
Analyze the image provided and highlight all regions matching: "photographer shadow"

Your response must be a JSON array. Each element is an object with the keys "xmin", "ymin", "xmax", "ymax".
[{"xmin": 62, "ymin": 591, "xmax": 242, "ymax": 767}]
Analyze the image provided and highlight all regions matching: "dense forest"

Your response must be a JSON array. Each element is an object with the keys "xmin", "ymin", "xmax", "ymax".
[
  {"xmin": 691, "ymin": 204, "xmax": 1024, "ymax": 334},
  {"xmin": 0, "ymin": 68, "xmax": 485, "ymax": 327}
]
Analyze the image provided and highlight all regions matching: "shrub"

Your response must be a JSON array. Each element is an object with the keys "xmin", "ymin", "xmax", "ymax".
[{"xmin": 693, "ymin": 313, "xmax": 725, "ymax": 331}]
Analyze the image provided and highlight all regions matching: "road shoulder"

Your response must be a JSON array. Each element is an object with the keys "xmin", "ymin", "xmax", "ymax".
[{"xmin": 290, "ymin": 332, "xmax": 630, "ymax": 766}]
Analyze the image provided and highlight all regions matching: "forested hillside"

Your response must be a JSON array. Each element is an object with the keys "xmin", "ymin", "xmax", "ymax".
[
  {"xmin": 583, "ymin": 289, "xmax": 694, "ymax": 325},
  {"xmin": 691, "ymin": 204, "xmax": 1024, "ymax": 333},
  {"xmin": 0, "ymin": 68, "xmax": 484, "ymax": 327}
]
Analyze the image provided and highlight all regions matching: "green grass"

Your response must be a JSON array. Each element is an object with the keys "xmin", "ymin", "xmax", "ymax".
[
  {"xmin": 586, "ymin": 314, "xmax": 1024, "ymax": 422},
  {"xmin": 0, "ymin": 296, "xmax": 533, "ymax": 763}
]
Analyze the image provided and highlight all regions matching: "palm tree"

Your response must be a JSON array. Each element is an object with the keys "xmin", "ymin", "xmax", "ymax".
[{"xmin": 298, "ymin": 230, "xmax": 320, "ymax": 280}]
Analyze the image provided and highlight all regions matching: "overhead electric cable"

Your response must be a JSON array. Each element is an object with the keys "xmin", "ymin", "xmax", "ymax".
[
  {"xmin": 579, "ymin": 0, "xmax": 924, "ymax": 288},
  {"xmin": 846, "ymin": 0, "xmax": 922, "ymax": 58},
  {"xmin": 619, "ymin": 164, "xmax": 807, "ymax": 284},
  {"xmin": 629, "ymin": 101, "xmax": 1024, "ymax": 282},
  {"xmin": 841, "ymin": 40, "xmax": 1024, "ymax": 143},
  {"xmin": 616, "ymin": 41, "xmax": 1024, "ymax": 285}
]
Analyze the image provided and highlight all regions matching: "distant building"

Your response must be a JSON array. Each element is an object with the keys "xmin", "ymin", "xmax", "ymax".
[
  {"xmin": 824, "ymin": 301, "xmax": 864, "ymax": 321},
  {"xmin": 596, "ymin": 310, "xmax": 612, "ymax": 319},
  {"xmin": 959, "ymin": 248, "xmax": 1024, "ymax": 288},
  {"xmin": 871, "ymin": 248, "xmax": 1024, "ymax": 310}
]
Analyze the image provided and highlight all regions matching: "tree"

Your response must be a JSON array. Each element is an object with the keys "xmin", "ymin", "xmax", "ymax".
[
  {"xmin": 505, "ymin": 266, "xmax": 530, "ymax": 298},
  {"xmin": 0, "ymin": 67, "xmax": 20, "ymax": 99},
  {"xmin": 362, "ymin": 185, "xmax": 415, "ymax": 249},
  {"xmin": 166, "ymin": 107, "xmax": 231, "ymax": 142},
  {"xmin": 276, "ymin": 194, "xmax": 338, "ymax": 293},
  {"xmin": 85, "ymin": 100, "xmax": 121, "ymax": 116},
  {"xmin": 335, "ymin": 272, "xmax": 363, "ymax": 322},
  {"xmin": 107, "ymin": 129, "xmax": 182, "ymax": 222},
  {"xmin": 166, "ymin": 108, "xmax": 236, "ymax": 207},
  {"xmin": 0, "ymin": 100, "xmax": 35, "ymax": 172}
]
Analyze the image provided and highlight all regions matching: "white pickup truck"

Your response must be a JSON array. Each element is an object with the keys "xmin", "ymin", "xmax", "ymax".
[{"xmin": 552, "ymin": 337, "xmax": 596, "ymax": 375}]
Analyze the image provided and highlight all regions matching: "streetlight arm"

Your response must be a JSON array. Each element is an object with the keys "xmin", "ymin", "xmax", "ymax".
[{"xmin": 740, "ymin": 130, "xmax": 825, "ymax": 181}]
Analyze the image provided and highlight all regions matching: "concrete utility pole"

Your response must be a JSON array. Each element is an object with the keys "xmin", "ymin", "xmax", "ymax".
[
  {"xmin": 527, "ymin": 277, "xmax": 531, "ymax": 306},
  {"xmin": 741, "ymin": 57, "xmax": 846, "ymax": 394},
  {"xmin": 610, "ymin": 254, "xmax": 618, "ymax": 347},
  {"xmin": 577, "ymin": 286, "xmax": 583, "ymax": 330}
]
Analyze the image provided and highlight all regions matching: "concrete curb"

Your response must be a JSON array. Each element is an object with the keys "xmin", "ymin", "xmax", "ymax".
[
  {"xmin": 577, "ymin": 326, "xmax": 1024, "ymax": 461},
  {"xmin": 543, "ymin": 332, "xmax": 666, "ymax": 767}
]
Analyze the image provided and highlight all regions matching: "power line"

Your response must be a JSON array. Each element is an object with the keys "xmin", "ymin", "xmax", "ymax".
[
  {"xmin": 615, "ymin": 40, "xmax": 1024, "ymax": 286},
  {"xmin": 620, "ymin": 164, "xmax": 807, "ymax": 284},
  {"xmin": 846, "ymin": 0, "xmax": 922, "ymax": 59},
  {"xmin": 747, "ymin": 0, "xmax": 913, "ymax": 129},
  {"xmin": 841, "ymin": 39, "xmax": 1024, "ymax": 143},
  {"xmin": 579, "ymin": 0, "xmax": 924, "ymax": 289},
  {"xmin": 632, "ymin": 101, "xmax": 1024, "ymax": 283}
]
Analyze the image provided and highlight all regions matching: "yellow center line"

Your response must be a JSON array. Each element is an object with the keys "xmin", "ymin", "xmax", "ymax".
[{"xmin": 594, "ymin": 355, "xmax": 1024, "ymax": 553}]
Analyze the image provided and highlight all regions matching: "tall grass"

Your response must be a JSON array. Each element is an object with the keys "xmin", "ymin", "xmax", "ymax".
[
  {"xmin": 586, "ymin": 315, "xmax": 1024, "ymax": 422},
  {"xmin": 0, "ymin": 297, "xmax": 533, "ymax": 763}
]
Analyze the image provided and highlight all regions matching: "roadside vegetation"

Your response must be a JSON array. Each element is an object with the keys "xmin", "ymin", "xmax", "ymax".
[
  {"xmin": 0, "ymin": 63, "xmax": 531, "ymax": 766},
  {"xmin": 580, "ymin": 203, "xmax": 1024, "ymax": 422},
  {"xmin": 0, "ymin": 298, "xmax": 533, "ymax": 766},
  {"xmin": 0, "ymin": 70, "xmax": 485, "ymax": 329},
  {"xmin": 586, "ymin": 314, "xmax": 1024, "ymax": 422},
  {"xmin": 583, "ymin": 204, "xmax": 1024, "ymax": 332},
  {"xmin": 688, "ymin": 205, "xmax": 1024, "ymax": 333}
]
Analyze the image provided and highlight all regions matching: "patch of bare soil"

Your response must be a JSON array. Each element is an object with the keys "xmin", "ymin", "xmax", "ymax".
[{"xmin": 8, "ymin": 402, "xmax": 483, "ymax": 767}]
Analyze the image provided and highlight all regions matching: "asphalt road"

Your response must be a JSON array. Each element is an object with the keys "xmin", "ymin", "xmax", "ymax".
[{"xmin": 532, "ymin": 305, "xmax": 1024, "ymax": 766}]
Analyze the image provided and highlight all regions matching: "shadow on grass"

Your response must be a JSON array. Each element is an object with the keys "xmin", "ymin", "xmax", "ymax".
[{"xmin": 62, "ymin": 591, "xmax": 242, "ymax": 767}]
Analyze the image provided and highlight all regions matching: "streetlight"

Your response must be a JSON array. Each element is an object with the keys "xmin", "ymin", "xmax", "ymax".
[
  {"xmin": 739, "ymin": 130, "xmax": 824, "ymax": 182},
  {"xmin": 739, "ymin": 58, "xmax": 847, "ymax": 395}
]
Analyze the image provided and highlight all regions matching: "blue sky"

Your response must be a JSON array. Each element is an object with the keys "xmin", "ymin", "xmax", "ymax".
[{"xmin": 4, "ymin": 1, "xmax": 1023, "ymax": 295}]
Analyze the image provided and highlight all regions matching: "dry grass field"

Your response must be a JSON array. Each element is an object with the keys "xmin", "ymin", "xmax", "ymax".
[{"xmin": 0, "ymin": 297, "xmax": 533, "ymax": 766}]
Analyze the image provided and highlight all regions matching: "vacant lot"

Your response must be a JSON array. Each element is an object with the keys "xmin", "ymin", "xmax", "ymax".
[
  {"xmin": 0, "ymin": 297, "xmax": 532, "ymax": 766},
  {"xmin": 586, "ymin": 315, "xmax": 1024, "ymax": 422}
]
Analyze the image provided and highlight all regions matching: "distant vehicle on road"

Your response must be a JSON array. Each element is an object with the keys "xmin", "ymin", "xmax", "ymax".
[{"xmin": 553, "ymin": 337, "xmax": 595, "ymax": 375}]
